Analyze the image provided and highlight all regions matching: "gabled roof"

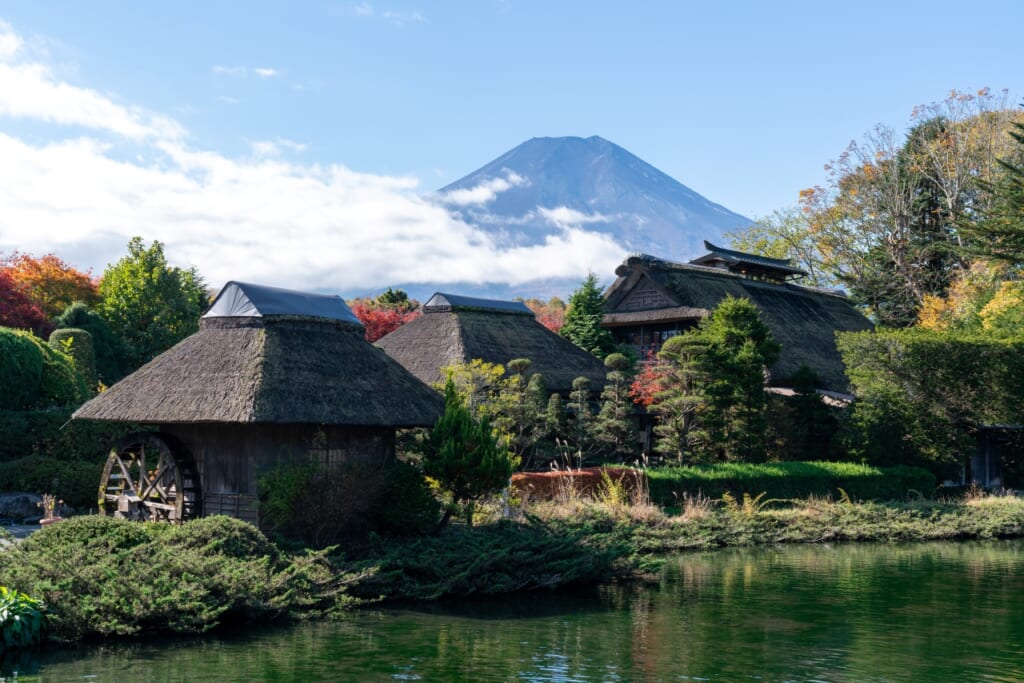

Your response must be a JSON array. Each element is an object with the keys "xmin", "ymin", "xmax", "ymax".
[
  {"xmin": 603, "ymin": 255, "xmax": 873, "ymax": 391},
  {"xmin": 377, "ymin": 298, "xmax": 607, "ymax": 393},
  {"xmin": 204, "ymin": 281, "xmax": 362, "ymax": 326},
  {"xmin": 74, "ymin": 282, "xmax": 441, "ymax": 427},
  {"xmin": 424, "ymin": 292, "xmax": 533, "ymax": 315},
  {"xmin": 689, "ymin": 241, "xmax": 807, "ymax": 280}
]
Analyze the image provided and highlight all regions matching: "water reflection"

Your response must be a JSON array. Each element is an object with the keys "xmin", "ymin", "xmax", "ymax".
[{"xmin": 14, "ymin": 541, "xmax": 1024, "ymax": 682}]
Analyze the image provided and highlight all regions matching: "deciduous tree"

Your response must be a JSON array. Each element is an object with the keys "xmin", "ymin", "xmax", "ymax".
[
  {"xmin": 1, "ymin": 252, "xmax": 99, "ymax": 319},
  {"xmin": 98, "ymin": 237, "xmax": 207, "ymax": 372},
  {"xmin": 0, "ymin": 270, "xmax": 49, "ymax": 336}
]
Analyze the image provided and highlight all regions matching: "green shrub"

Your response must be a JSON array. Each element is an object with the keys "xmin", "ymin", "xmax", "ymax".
[
  {"xmin": 0, "ymin": 407, "xmax": 136, "ymax": 463},
  {"xmin": 49, "ymin": 328, "xmax": 97, "ymax": 392},
  {"xmin": 0, "ymin": 515, "xmax": 355, "ymax": 640},
  {"xmin": 259, "ymin": 460, "xmax": 440, "ymax": 547},
  {"xmin": 54, "ymin": 303, "xmax": 125, "ymax": 384},
  {"xmin": 0, "ymin": 328, "xmax": 87, "ymax": 410},
  {"xmin": 20, "ymin": 514, "xmax": 154, "ymax": 554},
  {"xmin": 0, "ymin": 328, "xmax": 43, "ymax": 410},
  {"xmin": 645, "ymin": 461, "xmax": 936, "ymax": 505},
  {"xmin": 0, "ymin": 455, "xmax": 105, "ymax": 510},
  {"xmin": 0, "ymin": 586, "xmax": 46, "ymax": 649},
  {"xmin": 372, "ymin": 460, "xmax": 441, "ymax": 536},
  {"xmin": 356, "ymin": 517, "xmax": 631, "ymax": 601}
]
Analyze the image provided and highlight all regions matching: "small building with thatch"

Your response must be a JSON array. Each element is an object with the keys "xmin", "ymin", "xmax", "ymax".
[
  {"xmin": 73, "ymin": 281, "xmax": 443, "ymax": 524},
  {"xmin": 376, "ymin": 292, "xmax": 607, "ymax": 394},
  {"xmin": 601, "ymin": 244, "xmax": 873, "ymax": 391}
]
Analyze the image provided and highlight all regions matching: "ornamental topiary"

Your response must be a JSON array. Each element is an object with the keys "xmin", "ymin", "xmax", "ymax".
[{"xmin": 49, "ymin": 328, "xmax": 97, "ymax": 393}]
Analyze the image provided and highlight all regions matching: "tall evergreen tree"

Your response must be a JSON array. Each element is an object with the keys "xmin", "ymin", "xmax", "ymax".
[
  {"xmin": 699, "ymin": 296, "xmax": 780, "ymax": 462},
  {"xmin": 422, "ymin": 380, "xmax": 516, "ymax": 527},
  {"xmin": 651, "ymin": 334, "xmax": 709, "ymax": 464},
  {"xmin": 566, "ymin": 376, "xmax": 597, "ymax": 463},
  {"xmin": 595, "ymin": 353, "xmax": 638, "ymax": 462},
  {"xmin": 971, "ymin": 115, "xmax": 1024, "ymax": 264},
  {"xmin": 560, "ymin": 273, "xmax": 616, "ymax": 358}
]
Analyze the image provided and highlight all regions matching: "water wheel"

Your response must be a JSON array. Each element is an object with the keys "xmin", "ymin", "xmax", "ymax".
[{"xmin": 98, "ymin": 432, "xmax": 201, "ymax": 523}]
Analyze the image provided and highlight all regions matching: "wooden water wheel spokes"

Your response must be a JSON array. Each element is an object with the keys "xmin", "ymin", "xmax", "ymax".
[{"xmin": 98, "ymin": 432, "xmax": 200, "ymax": 523}]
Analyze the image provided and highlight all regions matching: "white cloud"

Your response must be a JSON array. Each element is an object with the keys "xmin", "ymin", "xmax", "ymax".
[
  {"xmin": 248, "ymin": 137, "xmax": 307, "ymax": 157},
  {"xmin": 437, "ymin": 170, "xmax": 526, "ymax": 206},
  {"xmin": 352, "ymin": 2, "xmax": 375, "ymax": 17},
  {"xmin": 212, "ymin": 65, "xmax": 247, "ymax": 77},
  {"xmin": 538, "ymin": 206, "xmax": 612, "ymax": 229},
  {"xmin": 0, "ymin": 20, "xmax": 22, "ymax": 62},
  {"xmin": 0, "ymin": 60, "xmax": 185, "ymax": 141},
  {"xmin": 216, "ymin": 95, "xmax": 240, "ymax": 104},
  {"xmin": 382, "ymin": 9, "xmax": 427, "ymax": 24},
  {"xmin": 351, "ymin": 4, "xmax": 427, "ymax": 24},
  {"xmin": 213, "ymin": 65, "xmax": 279, "ymax": 78},
  {"xmin": 0, "ymin": 22, "xmax": 624, "ymax": 293}
]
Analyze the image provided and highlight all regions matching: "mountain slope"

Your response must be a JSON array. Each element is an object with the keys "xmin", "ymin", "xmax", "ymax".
[{"xmin": 436, "ymin": 135, "xmax": 752, "ymax": 262}]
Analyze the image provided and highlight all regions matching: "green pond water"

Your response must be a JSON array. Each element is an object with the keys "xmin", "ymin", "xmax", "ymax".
[{"xmin": 7, "ymin": 540, "xmax": 1024, "ymax": 682}]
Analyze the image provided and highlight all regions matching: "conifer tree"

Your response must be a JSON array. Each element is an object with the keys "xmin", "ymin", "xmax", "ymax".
[
  {"xmin": 651, "ymin": 334, "xmax": 709, "ymax": 464},
  {"xmin": 560, "ymin": 273, "xmax": 616, "ymax": 358},
  {"xmin": 595, "ymin": 353, "xmax": 638, "ymax": 462},
  {"xmin": 699, "ymin": 296, "xmax": 781, "ymax": 462},
  {"xmin": 565, "ymin": 376, "xmax": 597, "ymax": 463},
  {"xmin": 422, "ymin": 380, "xmax": 516, "ymax": 527},
  {"xmin": 972, "ymin": 115, "xmax": 1024, "ymax": 264}
]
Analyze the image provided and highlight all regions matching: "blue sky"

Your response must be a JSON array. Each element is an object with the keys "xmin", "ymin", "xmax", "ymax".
[{"xmin": 0, "ymin": 1, "xmax": 1021, "ymax": 294}]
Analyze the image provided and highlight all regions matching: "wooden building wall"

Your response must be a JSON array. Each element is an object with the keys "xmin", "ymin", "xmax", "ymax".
[{"xmin": 162, "ymin": 423, "xmax": 396, "ymax": 525}]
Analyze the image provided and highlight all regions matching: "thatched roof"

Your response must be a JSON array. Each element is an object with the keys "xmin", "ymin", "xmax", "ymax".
[
  {"xmin": 74, "ymin": 282, "xmax": 442, "ymax": 426},
  {"xmin": 376, "ymin": 292, "xmax": 607, "ymax": 393},
  {"xmin": 690, "ymin": 241, "xmax": 807, "ymax": 281},
  {"xmin": 603, "ymin": 255, "xmax": 873, "ymax": 391}
]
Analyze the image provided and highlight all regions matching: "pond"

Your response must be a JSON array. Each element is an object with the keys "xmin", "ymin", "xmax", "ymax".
[{"xmin": 8, "ymin": 540, "xmax": 1024, "ymax": 682}]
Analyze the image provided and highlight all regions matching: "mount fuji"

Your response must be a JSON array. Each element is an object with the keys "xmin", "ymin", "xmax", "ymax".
[{"xmin": 435, "ymin": 135, "xmax": 752, "ymax": 266}]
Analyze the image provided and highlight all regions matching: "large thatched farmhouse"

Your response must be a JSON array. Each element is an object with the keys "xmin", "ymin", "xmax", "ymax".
[
  {"xmin": 74, "ymin": 282, "xmax": 443, "ymax": 524},
  {"xmin": 601, "ymin": 243, "xmax": 873, "ymax": 391},
  {"xmin": 376, "ymin": 292, "xmax": 607, "ymax": 394}
]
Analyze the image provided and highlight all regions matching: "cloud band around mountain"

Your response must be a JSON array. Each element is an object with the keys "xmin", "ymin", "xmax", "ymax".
[{"xmin": 0, "ymin": 20, "xmax": 625, "ymax": 294}]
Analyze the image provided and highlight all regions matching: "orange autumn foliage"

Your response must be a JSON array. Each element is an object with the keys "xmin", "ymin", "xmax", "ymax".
[
  {"xmin": 1, "ymin": 252, "xmax": 99, "ymax": 319},
  {"xmin": 349, "ymin": 300, "xmax": 420, "ymax": 342}
]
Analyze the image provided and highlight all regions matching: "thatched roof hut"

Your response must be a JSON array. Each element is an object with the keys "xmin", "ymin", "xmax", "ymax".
[
  {"xmin": 74, "ymin": 281, "xmax": 443, "ymax": 523},
  {"xmin": 602, "ymin": 252, "xmax": 873, "ymax": 391},
  {"xmin": 75, "ymin": 281, "xmax": 441, "ymax": 426},
  {"xmin": 376, "ymin": 292, "xmax": 607, "ymax": 394}
]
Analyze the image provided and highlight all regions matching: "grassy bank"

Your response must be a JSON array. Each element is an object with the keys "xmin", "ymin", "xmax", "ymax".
[{"xmin": 3, "ymin": 493, "xmax": 1024, "ymax": 643}]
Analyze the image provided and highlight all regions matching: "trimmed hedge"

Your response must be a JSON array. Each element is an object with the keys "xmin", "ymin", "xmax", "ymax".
[
  {"xmin": 0, "ymin": 328, "xmax": 87, "ymax": 410},
  {"xmin": 646, "ymin": 461, "xmax": 936, "ymax": 504},
  {"xmin": 49, "ymin": 328, "xmax": 97, "ymax": 392}
]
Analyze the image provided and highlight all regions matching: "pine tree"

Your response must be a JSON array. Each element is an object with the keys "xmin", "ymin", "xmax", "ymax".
[
  {"xmin": 491, "ymin": 359, "xmax": 549, "ymax": 468},
  {"xmin": 566, "ymin": 376, "xmax": 597, "ymax": 463},
  {"xmin": 651, "ymin": 334, "xmax": 709, "ymax": 464},
  {"xmin": 972, "ymin": 116, "xmax": 1024, "ymax": 264},
  {"xmin": 560, "ymin": 273, "xmax": 616, "ymax": 358},
  {"xmin": 422, "ymin": 380, "xmax": 517, "ymax": 527},
  {"xmin": 699, "ymin": 296, "xmax": 781, "ymax": 462},
  {"xmin": 595, "ymin": 353, "xmax": 638, "ymax": 462}
]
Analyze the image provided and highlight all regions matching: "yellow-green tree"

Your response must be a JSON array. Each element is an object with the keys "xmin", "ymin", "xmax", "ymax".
[
  {"xmin": 99, "ymin": 237, "xmax": 207, "ymax": 372},
  {"xmin": 422, "ymin": 380, "xmax": 517, "ymax": 527}
]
